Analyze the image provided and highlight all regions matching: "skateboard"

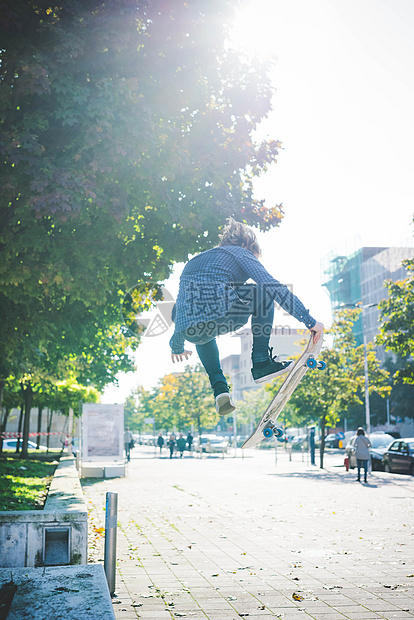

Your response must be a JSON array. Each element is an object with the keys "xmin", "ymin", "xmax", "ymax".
[{"xmin": 241, "ymin": 332, "xmax": 325, "ymax": 449}]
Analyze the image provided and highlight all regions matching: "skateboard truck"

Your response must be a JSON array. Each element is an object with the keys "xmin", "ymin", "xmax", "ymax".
[
  {"xmin": 263, "ymin": 420, "xmax": 284, "ymax": 439},
  {"xmin": 307, "ymin": 356, "xmax": 327, "ymax": 370}
]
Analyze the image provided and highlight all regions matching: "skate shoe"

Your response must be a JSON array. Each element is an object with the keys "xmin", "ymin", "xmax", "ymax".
[
  {"xmin": 215, "ymin": 393, "xmax": 236, "ymax": 416},
  {"xmin": 251, "ymin": 348, "xmax": 293, "ymax": 384}
]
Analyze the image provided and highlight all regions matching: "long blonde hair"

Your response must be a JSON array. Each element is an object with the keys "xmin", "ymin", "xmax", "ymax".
[{"xmin": 218, "ymin": 218, "xmax": 261, "ymax": 256}]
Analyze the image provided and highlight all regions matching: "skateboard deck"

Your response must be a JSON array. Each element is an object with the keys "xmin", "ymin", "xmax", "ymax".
[{"xmin": 241, "ymin": 332, "xmax": 325, "ymax": 449}]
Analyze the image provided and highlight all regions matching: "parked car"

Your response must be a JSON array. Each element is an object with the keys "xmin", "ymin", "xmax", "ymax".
[
  {"xmin": 139, "ymin": 434, "xmax": 156, "ymax": 446},
  {"xmin": 325, "ymin": 433, "xmax": 342, "ymax": 449},
  {"xmin": 194, "ymin": 434, "xmax": 229, "ymax": 454},
  {"xmin": 345, "ymin": 433, "xmax": 394, "ymax": 471},
  {"xmin": 382, "ymin": 438, "xmax": 414, "ymax": 475},
  {"xmin": 1, "ymin": 439, "xmax": 47, "ymax": 451}
]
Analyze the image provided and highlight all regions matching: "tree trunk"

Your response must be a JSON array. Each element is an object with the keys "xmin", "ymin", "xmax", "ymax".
[
  {"xmin": 0, "ymin": 407, "xmax": 11, "ymax": 453},
  {"xmin": 0, "ymin": 379, "xmax": 4, "ymax": 412},
  {"xmin": 16, "ymin": 404, "xmax": 24, "ymax": 454},
  {"xmin": 46, "ymin": 409, "xmax": 54, "ymax": 453},
  {"xmin": 20, "ymin": 382, "xmax": 33, "ymax": 458},
  {"xmin": 319, "ymin": 415, "xmax": 327, "ymax": 469},
  {"xmin": 36, "ymin": 406, "xmax": 43, "ymax": 449}
]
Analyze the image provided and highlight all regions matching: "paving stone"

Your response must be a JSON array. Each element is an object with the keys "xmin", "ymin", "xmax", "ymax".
[{"xmin": 81, "ymin": 447, "xmax": 414, "ymax": 620}]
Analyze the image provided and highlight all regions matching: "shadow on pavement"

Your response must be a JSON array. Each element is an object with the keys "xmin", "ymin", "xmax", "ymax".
[{"xmin": 267, "ymin": 469, "xmax": 402, "ymax": 488}]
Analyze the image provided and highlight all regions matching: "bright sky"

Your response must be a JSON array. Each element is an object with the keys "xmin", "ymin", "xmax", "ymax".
[{"xmin": 102, "ymin": 0, "xmax": 414, "ymax": 403}]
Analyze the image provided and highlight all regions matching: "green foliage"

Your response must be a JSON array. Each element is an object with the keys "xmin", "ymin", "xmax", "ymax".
[
  {"xmin": 1, "ymin": 376, "xmax": 22, "ymax": 411},
  {"xmin": 382, "ymin": 357, "xmax": 414, "ymax": 420},
  {"xmin": 378, "ymin": 259, "xmax": 414, "ymax": 384},
  {"xmin": 124, "ymin": 391, "xmax": 149, "ymax": 432},
  {"xmin": 1, "ymin": 0, "xmax": 282, "ymax": 307},
  {"xmin": 46, "ymin": 378, "xmax": 100, "ymax": 415}
]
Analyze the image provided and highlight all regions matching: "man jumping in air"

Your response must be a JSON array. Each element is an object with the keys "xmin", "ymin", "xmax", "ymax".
[{"xmin": 170, "ymin": 219, "xmax": 324, "ymax": 416}]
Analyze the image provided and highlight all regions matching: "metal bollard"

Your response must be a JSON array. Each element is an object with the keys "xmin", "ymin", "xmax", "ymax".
[{"xmin": 104, "ymin": 492, "xmax": 118, "ymax": 596}]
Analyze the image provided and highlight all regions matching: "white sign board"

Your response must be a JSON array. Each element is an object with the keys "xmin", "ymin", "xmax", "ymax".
[{"xmin": 82, "ymin": 403, "xmax": 124, "ymax": 461}]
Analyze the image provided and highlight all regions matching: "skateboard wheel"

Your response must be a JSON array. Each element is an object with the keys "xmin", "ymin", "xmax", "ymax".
[
  {"xmin": 317, "ymin": 361, "xmax": 327, "ymax": 370},
  {"xmin": 307, "ymin": 357, "xmax": 317, "ymax": 369},
  {"xmin": 273, "ymin": 427, "xmax": 284, "ymax": 438},
  {"xmin": 263, "ymin": 426, "xmax": 274, "ymax": 438}
]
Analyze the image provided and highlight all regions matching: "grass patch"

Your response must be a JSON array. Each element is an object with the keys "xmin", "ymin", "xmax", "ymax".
[{"xmin": 0, "ymin": 456, "xmax": 59, "ymax": 511}]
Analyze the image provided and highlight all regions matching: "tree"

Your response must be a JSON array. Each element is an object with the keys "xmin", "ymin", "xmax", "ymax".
[
  {"xmin": 267, "ymin": 309, "xmax": 391, "ymax": 468},
  {"xmin": 44, "ymin": 378, "xmax": 99, "ymax": 451},
  {"xmin": 382, "ymin": 357, "xmax": 414, "ymax": 422},
  {"xmin": 1, "ymin": 1, "xmax": 285, "ymax": 421},
  {"xmin": 0, "ymin": 0, "xmax": 282, "ymax": 313},
  {"xmin": 377, "ymin": 259, "xmax": 414, "ymax": 384},
  {"xmin": 0, "ymin": 293, "xmax": 138, "ymax": 456}
]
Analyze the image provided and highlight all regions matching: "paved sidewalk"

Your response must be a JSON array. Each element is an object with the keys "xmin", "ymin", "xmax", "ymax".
[{"xmin": 82, "ymin": 446, "xmax": 414, "ymax": 620}]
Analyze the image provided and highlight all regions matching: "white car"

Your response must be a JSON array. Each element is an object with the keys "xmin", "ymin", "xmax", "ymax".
[
  {"xmin": 1, "ymin": 439, "xmax": 47, "ymax": 451},
  {"xmin": 194, "ymin": 434, "xmax": 229, "ymax": 454}
]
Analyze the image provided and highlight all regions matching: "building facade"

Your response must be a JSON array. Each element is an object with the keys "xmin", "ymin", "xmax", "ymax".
[{"xmin": 323, "ymin": 246, "xmax": 414, "ymax": 358}]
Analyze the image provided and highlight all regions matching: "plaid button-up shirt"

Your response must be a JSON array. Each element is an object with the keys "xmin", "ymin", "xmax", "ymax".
[{"xmin": 169, "ymin": 245, "xmax": 316, "ymax": 354}]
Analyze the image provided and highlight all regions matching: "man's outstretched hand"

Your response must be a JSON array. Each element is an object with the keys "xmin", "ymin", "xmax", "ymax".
[
  {"xmin": 311, "ymin": 321, "xmax": 324, "ymax": 343},
  {"xmin": 171, "ymin": 350, "xmax": 193, "ymax": 363}
]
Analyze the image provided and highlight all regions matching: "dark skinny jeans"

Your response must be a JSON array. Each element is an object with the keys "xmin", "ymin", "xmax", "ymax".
[{"xmin": 184, "ymin": 283, "xmax": 274, "ymax": 392}]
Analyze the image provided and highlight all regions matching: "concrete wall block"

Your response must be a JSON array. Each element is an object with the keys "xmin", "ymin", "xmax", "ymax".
[
  {"xmin": 3, "ymin": 564, "xmax": 115, "ymax": 619},
  {"xmin": 69, "ymin": 519, "xmax": 88, "ymax": 565},
  {"xmin": 26, "ymin": 521, "xmax": 45, "ymax": 567},
  {"xmin": 0, "ymin": 522, "xmax": 27, "ymax": 567}
]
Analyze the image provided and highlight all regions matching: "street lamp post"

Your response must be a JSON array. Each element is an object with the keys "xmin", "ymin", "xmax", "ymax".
[{"xmin": 361, "ymin": 302, "xmax": 377, "ymax": 436}]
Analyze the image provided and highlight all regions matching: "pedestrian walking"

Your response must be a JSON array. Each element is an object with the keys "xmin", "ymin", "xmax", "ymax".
[
  {"xmin": 177, "ymin": 433, "xmax": 186, "ymax": 458},
  {"xmin": 157, "ymin": 432, "xmax": 164, "ymax": 454},
  {"xmin": 169, "ymin": 218, "xmax": 323, "ymax": 416},
  {"xmin": 354, "ymin": 427, "xmax": 371, "ymax": 483},
  {"xmin": 167, "ymin": 434, "xmax": 176, "ymax": 459},
  {"xmin": 124, "ymin": 427, "xmax": 134, "ymax": 462},
  {"xmin": 186, "ymin": 431, "xmax": 193, "ymax": 453}
]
